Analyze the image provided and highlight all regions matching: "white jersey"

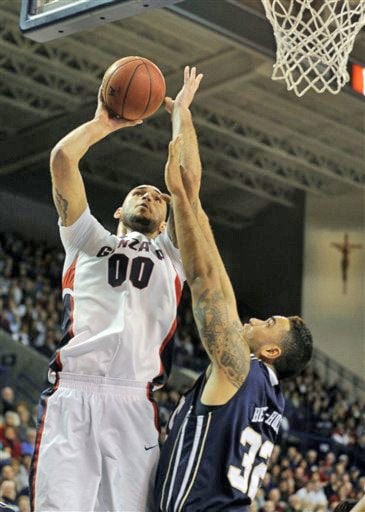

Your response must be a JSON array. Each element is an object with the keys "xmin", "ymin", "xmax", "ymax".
[{"xmin": 51, "ymin": 207, "xmax": 185, "ymax": 385}]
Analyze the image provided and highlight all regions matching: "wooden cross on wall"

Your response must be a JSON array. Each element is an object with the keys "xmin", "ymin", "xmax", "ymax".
[{"xmin": 331, "ymin": 233, "xmax": 362, "ymax": 294}]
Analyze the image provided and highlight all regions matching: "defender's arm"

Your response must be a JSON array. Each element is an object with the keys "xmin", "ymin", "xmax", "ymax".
[
  {"xmin": 351, "ymin": 495, "xmax": 365, "ymax": 512},
  {"xmin": 166, "ymin": 138, "xmax": 250, "ymax": 402},
  {"xmin": 166, "ymin": 66, "xmax": 203, "ymax": 245},
  {"xmin": 168, "ymin": 68, "xmax": 235, "ymax": 305}
]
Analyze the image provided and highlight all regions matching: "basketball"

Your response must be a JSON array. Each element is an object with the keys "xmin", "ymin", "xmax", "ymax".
[{"xmin": 101, "ymin": 56, "xmax": 166, "ymax": 120}]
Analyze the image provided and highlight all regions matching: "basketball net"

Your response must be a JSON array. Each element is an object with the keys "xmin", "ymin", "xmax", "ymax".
[{"xmin": 261, "ymin": 0, "xmax": 365, "ymax": 96}]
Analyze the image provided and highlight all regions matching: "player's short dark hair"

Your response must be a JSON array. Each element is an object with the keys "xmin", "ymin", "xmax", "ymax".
[
  {"xmin": 333, "ymin": 500, "xmax": 358, "ymax": 512},
  {"xmin": 273, "ymin": 316, "xmax": 313, "ymax": 380}
]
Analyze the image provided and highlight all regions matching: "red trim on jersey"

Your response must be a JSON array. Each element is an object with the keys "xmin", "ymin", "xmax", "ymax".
[
  {"xmin": 146, "ymin": 382, "xmax": 160, "ymax": 432},
  {"xmin": 55, "ymin": 350, "xmax": 62, "ymax": 372},
  {"xmin": 157, "ymin": 273, "xmax": 182, "ymax": 377},
  {"xmin": 68, "ymin": 295, "xmax": 75, "ymax": 338},
  {"xmin": 158, "ymin": 274, "xmax": 182, "ymax": 377},
  {"xmin": 31, "ymin": 378, "xmax": 60, "ymax": 512},
  {"xmin": 164, "ymin": 274, "xmax": 183, "ymax": 352},
  {"xmin": 159, "ymin": 320, "xmax": 176, "ymax": 369},
  {"xmin": 62, "ymin": 257, "xmax": 77, "ymax": 291},
  {"xmin": 62, "ymin": 257, "xmax": 77, "ymax": 338},
  {"xmin": 147, "ymin": 273, "xmax": 183, "ymax": 430},
  {"xmin": 174, "ymin": 273, "xmax": 183, "ymax": 305}
]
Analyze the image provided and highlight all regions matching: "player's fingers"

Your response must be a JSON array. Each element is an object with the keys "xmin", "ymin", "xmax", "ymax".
[
  {"xmin": 196, "ymin": 73, "xmax": 204, "ymax": 86},
  {"xmin": 98, "ymin": 85, "xmax": 104, "ymax": 102},
  {"xmin": 191, "ymin": 67, "xmax": 196, "ymax": 81},
  {"xmin": 193, "ymin": 73, "xmax": 204, "ymax": 93},
  {"xmin": 184, "ymin": 66, "xmax": 190, "ymax": 83},
  {"xmin": 195, "ymin": 74, "xmax": 203, "ymax": 92}
]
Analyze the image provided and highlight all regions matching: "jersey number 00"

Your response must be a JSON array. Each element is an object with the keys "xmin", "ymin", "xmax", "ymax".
[{"xmin": 108, "ymin": 254, "xmax": 154, "ymax": 290}]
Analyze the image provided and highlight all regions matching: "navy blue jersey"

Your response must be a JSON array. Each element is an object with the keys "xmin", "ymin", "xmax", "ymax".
[{"xmin": 155, "ymin": 355, "xmax": 285, "ymax": 511}]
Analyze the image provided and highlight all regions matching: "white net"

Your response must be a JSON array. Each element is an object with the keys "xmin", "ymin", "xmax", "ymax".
[{"xmin": 261, "ymin": 0, "xmax": 365, "ymax": 96}]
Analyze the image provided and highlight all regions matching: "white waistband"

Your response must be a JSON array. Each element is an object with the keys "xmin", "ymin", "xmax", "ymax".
[{"xmin": 57, "ymin": 372, "xmax": 149, "ymax": 394}]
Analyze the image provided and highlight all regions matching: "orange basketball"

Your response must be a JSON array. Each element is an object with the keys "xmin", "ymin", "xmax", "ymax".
[{"xmin": 101, "ymin": 56, "xmax": 166, "ymax": 121}]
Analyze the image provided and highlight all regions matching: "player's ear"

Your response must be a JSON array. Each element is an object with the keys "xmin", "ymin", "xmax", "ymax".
[
  {"xmin": 114, "ymin": 207, "xmax": 123, "ymax": 220},
  {"xmin": 260, "ymin": 344, "xmax": 282, "ymax": 362},
  {"xmin": 158, "ymin": 220, "xmax": 167, "ymax": 234}
]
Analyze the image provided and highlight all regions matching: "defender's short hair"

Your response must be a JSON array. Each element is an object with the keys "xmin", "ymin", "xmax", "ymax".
[{"xmin": 273, "ymin": 316, "xmax": 313, "ymax": 380}]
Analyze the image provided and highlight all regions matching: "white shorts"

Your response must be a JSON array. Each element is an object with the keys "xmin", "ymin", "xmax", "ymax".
[{"xmin": 31, "ymin": 373, "xmax": 160, "ymax": 512}]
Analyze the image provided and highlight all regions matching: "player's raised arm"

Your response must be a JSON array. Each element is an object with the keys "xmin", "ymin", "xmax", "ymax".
[
  {"xmin": 165, "ymin": 137, "xmax": 213, "ymax": 285},
  {"xmin": 165, "ymin": 137, "xmax": 250, "ymax": 401},
  {"xmin": 165, "ymin": 66, "xmax": 203, "ymax": 245},
  {"xmin": 167, "ymin": 67, "xmax": 236, "ymax": 307},
  {"xmin": 50, "ymin": 88, "xmax": 142, "ymax": 226}
]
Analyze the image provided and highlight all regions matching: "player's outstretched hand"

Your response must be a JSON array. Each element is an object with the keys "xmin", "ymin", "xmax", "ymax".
[
  {"xmin": 94, "ymin": 86, "xmax": 143, "ymax": 132},
  {"xmin": 165, "ymin": 65, "xmax": 204, "ymax": 114},
  {"xmin": 165, "ymin": 136, "xmax": 184, "ymax": 195}
]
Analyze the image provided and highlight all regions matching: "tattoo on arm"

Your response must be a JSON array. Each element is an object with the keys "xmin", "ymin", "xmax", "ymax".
[
  {"xmin": 193, "ymin": 289, "xmax": 249, "ymax": 388},
  {"xmin": 54, "ymin": 188, "xmax": 69, "ymax": 225}
]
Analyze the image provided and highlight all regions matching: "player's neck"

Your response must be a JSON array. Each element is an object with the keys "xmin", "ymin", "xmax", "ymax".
[{"xmin": 117, "ymin": 223, "xmax": 159, "ymax": 239}]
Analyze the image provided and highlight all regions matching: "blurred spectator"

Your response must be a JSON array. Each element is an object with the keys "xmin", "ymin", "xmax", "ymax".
[
  {"xmin": 296, "ymin": 478, "xmax": 328, "ymax": 511},
  {"xmin": 20, "ymin": 429, "xmax": 36, "ymax": 458},
  {"xmin": 0, "ymin": 427, "xmax": 21, "ymax": 460},
  {"xmin": 0, "ymin": 480, "xmax": 19, "ymax": 511},
  {"xmin": 0, "ymin": 389, "xmax": 15, "ymax": 417},
  {"xmin": 324, "ymin": 473, "xmax": 340, "ymax": 501},
  {"xmin": 0, "ymin": 465, "xmax": 14, "ymax": 483},
  {"xmin": 260, "ymin": 501, "xmax": 276, "ymax": 512},
  {"xmin": 17, "ymin": 496, "xmax": 30, "ymax": 512},
  {"xmin": 15, "ymin": 405, "xmax": 34, "ymax": 443},
  {"xmin": 9, "ymin": 459, "xmax": 28, "ymax": 495},
  {"xmin": 285, "ymin": 495, "xmax": 302, "ymax": 511},
  {"xmin": 320, "ymin": 452, "xmax": 337, "ymax": 481}
]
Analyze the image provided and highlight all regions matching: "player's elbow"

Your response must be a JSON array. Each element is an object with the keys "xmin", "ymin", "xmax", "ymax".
[
  {"xmin": 50, "ymin": 144, "xmax": 70, "ymax": 164},
  {"xmin": 50, "ymin": 145, "xmax": 74, "ymax": 178},
  {"xmin": 190, "ymin": 267, "xmax": 219, "ymax": 295}
]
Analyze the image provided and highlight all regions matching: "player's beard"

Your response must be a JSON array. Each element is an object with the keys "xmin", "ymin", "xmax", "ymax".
[{"xmin": 123, "ymin": 213, "xmax": 159, "ymax": 235}]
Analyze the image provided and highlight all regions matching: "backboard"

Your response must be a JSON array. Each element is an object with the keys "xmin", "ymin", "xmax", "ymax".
[{"xmin": 20, "ymin": 0, "xmax": 182, "ymax": 42}]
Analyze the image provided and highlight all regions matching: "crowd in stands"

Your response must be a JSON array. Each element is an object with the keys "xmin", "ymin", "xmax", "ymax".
[
  {"xmin": 0, "ymin": 386, "xmax": 33, "ymax": 511},
  {"xmin": 1, "ymin": 230, "xmax": 364, "ymax": 511},
  {"xmin": 0, "ymin": 232, "xmax": 64, "ymax": 359}
]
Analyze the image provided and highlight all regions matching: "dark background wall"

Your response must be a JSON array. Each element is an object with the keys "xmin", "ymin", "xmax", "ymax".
[{"xmin": 213, "ymin": 192, "xmax": 305, "ymax": 319}]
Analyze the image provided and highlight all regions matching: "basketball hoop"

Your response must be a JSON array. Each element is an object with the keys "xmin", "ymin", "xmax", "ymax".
[{"xmin": 261, "ymin": 0, "xmax": 365, "ymax": 96}]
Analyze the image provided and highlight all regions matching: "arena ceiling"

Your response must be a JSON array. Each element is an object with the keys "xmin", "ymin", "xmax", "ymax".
[{"xmin": 0, "ymin": 0, "xmax": 364, "ymax": 230}]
